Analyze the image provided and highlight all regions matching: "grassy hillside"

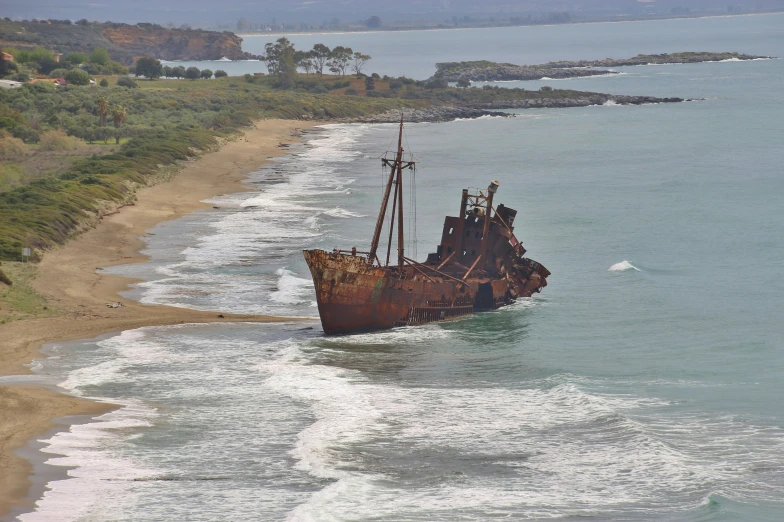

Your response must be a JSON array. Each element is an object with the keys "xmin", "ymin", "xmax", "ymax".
[{"xmin": 0, "ymin": 74, "xmax": 432, "ymax": 261}]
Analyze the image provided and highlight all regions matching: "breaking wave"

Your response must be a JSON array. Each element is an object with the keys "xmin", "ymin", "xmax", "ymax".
[{"xmin": 609, "ymin": 260, "xmax": 640, "ymax": 272}]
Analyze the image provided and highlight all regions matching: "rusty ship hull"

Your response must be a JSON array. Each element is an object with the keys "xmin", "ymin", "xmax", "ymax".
[
  {"xmin": 304, "ymin": 250, "xmax": 475, "ymax": 335},
  {"xmin": 303, "ymin": 118, "xmax": 549, "ymax": 335}
]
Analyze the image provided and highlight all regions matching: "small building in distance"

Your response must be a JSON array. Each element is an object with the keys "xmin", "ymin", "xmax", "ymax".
[{"xmin": 0, "ymin": 79, "xmax": 23, "ymax": 89}]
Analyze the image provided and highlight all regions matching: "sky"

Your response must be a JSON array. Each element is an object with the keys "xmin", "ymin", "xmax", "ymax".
[{"xmin": 3, "ymin": 0, "xmax": 784, "ymax": 27}]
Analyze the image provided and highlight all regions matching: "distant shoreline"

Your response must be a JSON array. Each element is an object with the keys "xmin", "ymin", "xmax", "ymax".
[{"xmin": 237, "ymin": 10, "xmax": 784, "ymax": 38}]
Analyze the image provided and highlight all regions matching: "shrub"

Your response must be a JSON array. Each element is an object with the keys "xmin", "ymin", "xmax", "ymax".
[
  {"xmin": 214, "ymin": 70, "xmax": 228, "ymax": 78},
  {"xmin": 0, "ymin": 164, "xmax": 25, "ymax": 190},
  {"xmin": 0, "ymin": 267, "xmax": 11, "ymax": 286},
  {"xmin": 38, "ymin": 130, "xmax": 83, "ymax": 151},
  {"xmin": 116, "ymin": 76, "xmax": 138, "ymax": 88},
  {"xmin": 389, "ymin": 80, "xmax": 403, "ymax": 90},
  {"xmin": 345, "ymin": 87, "xmax": 359, "ymax": 95},
  {"xmin": 200, "ymin": 69, "xmax": 213, "ymax": 79},
  {"xmin": 99, "ymin": 78, "xmax": 109, "ymax": 87},
  {"xmin": 0, "ymin": 137, "xmax": 27, "ymax": 159},
  {"xmin": 185, "ymin": 67, "xmax": 200, "ymax": 80},
  {"xmin": 10, "ymin": 126, "xmax": 39, "ymax": 143},
  {"xmin": 64, "ymin": 69, "xmax": 91, "ymax": 86},
  {"xmin": 90, "ymin": 48, "xmax": 110, "ymax": 66},
  {"xmin": 65, "ymin": 52, "xmax": 88, "ymax": 65},
  {"xmin": 540, "ymin": 85, "xmax": 553, "ymax": 92},
  {"xmin": 48, "ymin": 68, "xmax": 69, "ymax": 79}
]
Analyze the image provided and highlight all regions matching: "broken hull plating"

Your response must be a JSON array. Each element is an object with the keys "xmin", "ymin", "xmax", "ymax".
[{"xmin": 304, "ymin": 249, "xmax": 524, "ymax": 335}]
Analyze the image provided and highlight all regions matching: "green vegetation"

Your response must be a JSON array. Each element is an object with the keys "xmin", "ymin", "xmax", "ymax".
[
  {"xmin": 1, "ymin": 44, "xmax": 127, "ymax": 82},
  {"xmin": 1, "ymin": 34, "xmax": 647, "ymax": 264},
  {"xmin": 262, "ymin": 38, "xmax": 373, "ymax": 82},
  {"xmin": 0, "ymin": 261, "xmax": 56, "ymax": 323},
  {"xmin": 0, "ymin": 74, "xmax": 438, "ymax": 261}
]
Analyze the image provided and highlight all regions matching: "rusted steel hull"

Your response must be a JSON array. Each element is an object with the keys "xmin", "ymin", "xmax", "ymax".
[
  {"xmin": 302, "ymin": 123, "xmax": 549, "ymax": 336},
  {"xmin": 304, "ymin": 249, "xmax": 474, "ymax": 335}
]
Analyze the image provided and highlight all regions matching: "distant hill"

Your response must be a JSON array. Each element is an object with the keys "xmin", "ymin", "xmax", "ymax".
[{"xmin": 0, "ymin": 19, "xmax": 253, "ymax": 64}]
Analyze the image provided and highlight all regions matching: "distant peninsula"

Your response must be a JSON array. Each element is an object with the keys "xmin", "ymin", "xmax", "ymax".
[{"xmin": 432, "ymin": 52, "xmax": 774, "ymax": 82}]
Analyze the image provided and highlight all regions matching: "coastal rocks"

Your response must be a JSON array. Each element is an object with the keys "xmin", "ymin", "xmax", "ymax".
[
  {"xmin": 350, "ymin": 95, "xmax": 684, "ymax": 124},
  {"xmin": 352, "ymin": 107, "xmax": 511, "ymax": 123},
  {"xmin": 432, "ymin": 52, "xmax": 774, "ymax": 83},
  {"xmin": 547, "ymin": 52, "xmax": 774, "ymax": 68},
  {"xmin": 472, "ymin": 95, "xmax": 684, "ymax": 110},
  {"xmin": 433, "ymin": 61, "xmax": 618, "ymax": 82}
]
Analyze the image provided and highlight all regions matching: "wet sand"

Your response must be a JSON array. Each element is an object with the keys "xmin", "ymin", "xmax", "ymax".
[{"xmin": 0, "ymin": 119, "xmax": 322, "ymax": 518}]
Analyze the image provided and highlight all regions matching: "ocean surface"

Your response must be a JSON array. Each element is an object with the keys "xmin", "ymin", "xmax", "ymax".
[{"xmin": 12, "ymin": 14, "xmax": 784, "ymax": 521}]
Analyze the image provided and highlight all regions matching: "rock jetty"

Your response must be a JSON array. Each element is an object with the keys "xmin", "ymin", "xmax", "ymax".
[
  {"xmin": 432, "ymin": 52, "xmax": 774, "ymax": 82},
  {"xmin": 352, "ymin": 96, "xmax": 684, "ymax": 123},
  {"xmin": 352, "ymin": 107, "xmax": 511, "ymax": 123},
  {"xmin": 433, "ymin": 61, "xmax": 618, "ymax": 82},
  {"xmin": 547, "ymin": 52, "xmax": 774, "ymax": 69}
]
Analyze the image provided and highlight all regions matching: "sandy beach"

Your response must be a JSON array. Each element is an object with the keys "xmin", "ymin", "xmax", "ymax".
[{"xmin": 0, "ymin": 119, "xmax": 321, "ymax": 518}]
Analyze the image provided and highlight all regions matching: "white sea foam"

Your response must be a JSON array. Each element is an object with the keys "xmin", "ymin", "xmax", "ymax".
[
  {"xmin": 130, "ymin": 124, "xmax": 371, "ymax": 316},
  {"xmin": 609, "ymin": 260, "xmax": 641, "ymax": 271},
  {"xmin": 270, "ymin": 268, "xmax": 315, "ymax": 305},
  {"xmin": 322, "ymin": 207, "xmax": 364, "ymax": 218},
  {"xmin": 273, "ymin": 343, "xmax": 784, "ymax": 520}
]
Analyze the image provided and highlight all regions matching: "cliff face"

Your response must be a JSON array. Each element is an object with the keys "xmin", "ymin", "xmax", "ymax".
[{"xmin": 102, "ymin": 26, "xmax": 252, "ymax": 62}]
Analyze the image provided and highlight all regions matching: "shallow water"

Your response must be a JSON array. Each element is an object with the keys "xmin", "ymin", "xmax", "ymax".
[{"xmin": 18, "ymin": 14, "xmax": 784, "ymax": 521}]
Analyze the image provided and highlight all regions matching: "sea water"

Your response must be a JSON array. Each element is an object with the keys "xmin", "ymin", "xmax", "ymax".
[{"xmin": 15, "ymin": 14, "xmax": 784, "ymax": 521}]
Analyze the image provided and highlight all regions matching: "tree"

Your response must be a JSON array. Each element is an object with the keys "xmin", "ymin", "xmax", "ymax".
[
  {"xmin": 185, "ymin": 67, "xmax": 200, "ymax": 80},
  {"xmin": 110, "ymin": 104, "xmax": 127, "ymax": 143},
  {"xmin": 366, "ymin": 16, "xmax": 382, "ymax": 28},
  {"xmin": 456, "ymin": 78, "xmax": 471, "ymax": 88},
  {"xmin": 365, "ymin": 76, "xmax": 375, "ymax": 91},
  {"xmin": 99, "ymin": 78, "xmax": 109, "ymax": 87},
  {"xmin": 262, "ymin": 38, "xmax": 296, "ymax": 87},
  {"xmin": 200, "ymin": 69, "xmax": 213, "ymax": 79},
  {"xmin": 64, "ymin": 69, "xmax": 90, "ymax": 85},
  {"xmin": 311, "ymin": 44, "xmax": 330, "ymax": 75},
  {"xmin": 65, "ymin": 52, "xmax": 88, "ymax": 65},
  {"xmin": 294, "ymin": 50, "xmax": 314, "ymax": 75},
  {"xmin": 97, "ymin": 95, "xmax": 109, "ymax": 126},
  {"xmin": 135, "ymin": 56, "xmax": 163, "ymax": 79},
  {"xmin": 36, "ymin": 56, "xmax": 59, "ymax": 75},
  {"xmin": 352, "ymin": 52, "xmax": 371, "ymax": 75},
  {"xmin": 90, "ymin": 48, "xmax": 110, "ymax": 65},
  {"xmin": 171, "ymin": 65, "xmax": 186, "ymax": 79},
  {"xmin": 162, "ymin": 65, "xmax": 172, "ymax": 78},
  {"xmin": 327, "ymin": 46, "xmax": 353, "ymax": 76},
  {"xmin": 0, "ymin": 50, "xmax": 17, "ymax": 78},
  {"xmin": 214, "ymin": 70, "xmax": 228, "ymax": 78}
]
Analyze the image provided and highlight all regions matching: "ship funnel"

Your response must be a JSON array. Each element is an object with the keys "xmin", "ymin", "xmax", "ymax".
[{"xmin": 488, "ymin": 180, "xmax": 500, "ymax": 195}]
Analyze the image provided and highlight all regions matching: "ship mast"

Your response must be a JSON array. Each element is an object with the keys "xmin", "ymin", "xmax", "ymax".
[{"xmin": 368, "ymin": 115, "xmax": 415, "ymax": 269}]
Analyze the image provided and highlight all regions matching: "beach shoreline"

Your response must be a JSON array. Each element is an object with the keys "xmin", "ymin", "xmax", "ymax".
[{"xmin": 0, "ymin": 118, "xmax": 322, "ymax": 519}]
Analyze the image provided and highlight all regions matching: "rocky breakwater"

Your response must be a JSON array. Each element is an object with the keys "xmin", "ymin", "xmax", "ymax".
[
  {"xmin": 547, "ymin": 52, "xmax": 775, "ymax": 68},
  {"xmin": 433, "ymin": 61, "xmax": 617, "ymax": 82},
  {"xmin": 351, "ymin": 107, "xmax": 511, "ymax": 124},
  {"xmin": 102, "ymin": 25, "xmax": 254, "ymax": 62},
  {"xmin": 472, "ymin": 94, "xmax": 684, "ymax": 110}
]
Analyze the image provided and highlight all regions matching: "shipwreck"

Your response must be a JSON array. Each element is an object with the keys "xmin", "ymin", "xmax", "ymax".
[{"xmin": 303, "ymin": 118, "xmax": 550, "ymax": 335}]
